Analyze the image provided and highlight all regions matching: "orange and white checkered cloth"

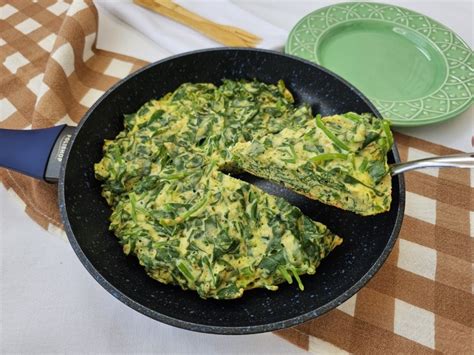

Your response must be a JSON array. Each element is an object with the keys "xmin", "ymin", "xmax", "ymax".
[{"xmin": 1, "ymin": 1, "xmax": 472, "ymax": 353}]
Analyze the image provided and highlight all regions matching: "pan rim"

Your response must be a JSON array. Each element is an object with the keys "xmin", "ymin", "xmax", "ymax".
[{"xmin": 58, "ymin": 47, "xmax": 406, "ymax": 335}]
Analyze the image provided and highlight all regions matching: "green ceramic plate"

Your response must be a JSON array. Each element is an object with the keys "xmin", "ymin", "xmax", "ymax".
[{"xmin": 285, "ymin": 2, "xmax": 473, "ymax": 126}]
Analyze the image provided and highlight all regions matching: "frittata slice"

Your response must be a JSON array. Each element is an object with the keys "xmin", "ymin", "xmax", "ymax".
[
  {"xmin": 108, "ymin": 167, "xmax": 342, "ymax": 299},
  {"xmin": 231, "ymin": 113, "xmax": 393, "ymax": 216}
]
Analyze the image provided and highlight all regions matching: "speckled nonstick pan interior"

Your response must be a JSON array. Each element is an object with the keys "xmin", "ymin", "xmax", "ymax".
[{"xmin": 58, "ymin": 48, "xmax": 405, "ymax": 334}]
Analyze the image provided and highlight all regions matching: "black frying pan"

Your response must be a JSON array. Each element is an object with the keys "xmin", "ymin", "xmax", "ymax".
[{"xmin": 0, "ymin": 49, "xmax": 405, "ymax": 334}]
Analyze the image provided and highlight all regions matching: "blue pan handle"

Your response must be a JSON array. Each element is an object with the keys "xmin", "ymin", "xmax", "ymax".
[{"xmin": 0, "ymin": 125, "xmax": 75, "ymax": 182}]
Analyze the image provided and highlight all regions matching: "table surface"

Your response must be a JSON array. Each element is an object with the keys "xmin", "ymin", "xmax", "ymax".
[{"xmin": 1, "ymin": 1, "xmax": 472, "ymax": 353}]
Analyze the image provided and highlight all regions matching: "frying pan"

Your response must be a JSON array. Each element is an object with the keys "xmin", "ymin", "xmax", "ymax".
[{"xmin": 0, "ymin": 48, "xmax": 405, "ymax": 334}]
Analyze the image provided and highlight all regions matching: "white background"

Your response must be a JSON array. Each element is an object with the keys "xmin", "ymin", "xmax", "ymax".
[{"xmin": 1, "ymin": 1, "xmax": 472, "ymax": 354}]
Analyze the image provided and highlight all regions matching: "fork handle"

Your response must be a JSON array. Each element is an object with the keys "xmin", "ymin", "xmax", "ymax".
[
  {"xmin": 134, "ymin": 0, "xmax": 250, "ymax": 46},
  {"xmin": 390, "ymin": 153, "xmax": 474, "ymax": 175}
]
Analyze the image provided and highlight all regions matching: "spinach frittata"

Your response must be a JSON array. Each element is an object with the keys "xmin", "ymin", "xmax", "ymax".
[
  {"xmin": 94, "ymin": 80, "xmax": 390, "ymax": 299},
  {"xmin": 231, "ymin": 113, "xmax": 393, "ymax": 215}
]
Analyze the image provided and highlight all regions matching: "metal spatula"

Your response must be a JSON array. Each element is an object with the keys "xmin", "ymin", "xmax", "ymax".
[{"xmin": 391, "ymin": 153, "xmax": 474, "ymax": 175}]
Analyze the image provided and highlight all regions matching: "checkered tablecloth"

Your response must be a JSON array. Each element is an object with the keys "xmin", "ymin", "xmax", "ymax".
[{"xmin": 1, "ymin": 1, "xmax": 472, "ymax": 353}]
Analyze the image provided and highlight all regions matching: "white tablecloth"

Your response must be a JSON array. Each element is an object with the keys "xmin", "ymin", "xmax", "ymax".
[{"xmin": 1, "ymin": 1, "xmax": 472, "ymax": 354}]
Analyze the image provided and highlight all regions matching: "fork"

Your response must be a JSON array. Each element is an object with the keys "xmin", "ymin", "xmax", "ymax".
[{"xmin": 134, "ymin": 0, "xmax": 262, "ymax": 47}]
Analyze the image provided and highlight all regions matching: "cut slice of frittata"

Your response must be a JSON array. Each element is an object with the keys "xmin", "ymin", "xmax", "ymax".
[
  {"xmin": 109, "ymin": 166, "xmax": 342, "ymax": 300},
  {"xmin": 231, "ymin": 113, "xmax": 393, "ymax": 216}
]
